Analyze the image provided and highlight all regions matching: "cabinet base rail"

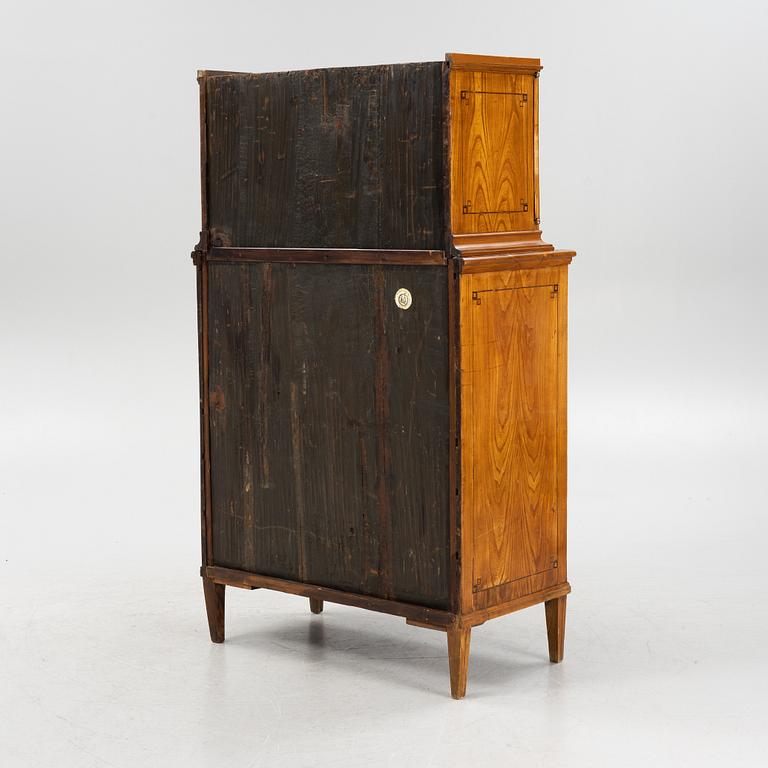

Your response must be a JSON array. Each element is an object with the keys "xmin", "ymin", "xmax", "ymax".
[{"xmin": 202, "ymin": 565, "xmax": 570, "ymax": 699}]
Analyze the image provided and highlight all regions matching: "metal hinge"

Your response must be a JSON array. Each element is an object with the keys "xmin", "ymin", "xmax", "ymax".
[
  {"xmin": 463, "ymin": 201, "xmax": 472, "ymax": 214},
  {"xmin": 472, "ymin": 291, "xmax": 481, "ymax": 305},
  {"xmin": 550, "ymin": 284, "xmax": 559, "ymax": 299}
]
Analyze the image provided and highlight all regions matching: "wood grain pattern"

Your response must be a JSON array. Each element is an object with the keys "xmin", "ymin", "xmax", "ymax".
[
  {"xmin": 471, "ymin": 281, "xmax": 558, "ymax": 591},
  {"xmin": 460, "ymin": 266, "xmax": 568, "ymax": 612},
  {"xmin": 206, "ymin": 262, "xmax": 451, "ymax": 608},
  {"xmin": 459, "ymin": 250, "xmax": 574, "ymax": 274},
  {"xmin": 545, "ymin": 594, "xmax": 566, "ymax": 662},
  {"xmin": 448, "ymin": 258, "xmax": 460, "ymax": 613},
  {"xmin": 472, "ymin": 569, "xmax": 560, "ymax": 612},
  {"xmin": 450, "ymin": 69, "xmax": 536, "ymax": 234},
  {"xmin": 206, "ymin": 566, "xmax": 454, "ymax": 627},
  {"xmin": 446, "ymin": 53, "xmax": 542, "ymax": 75},
  {"xmin": 201, "ymin": 263, "xmax": 213, "ymax": 565},
  {"xmin": 203, "ymin": 64, "xmax": 444, "ymax": 250},
  {"xmin": 452, "ymin": 229, "xmax": 553, "ymax": 255},
  {"xmin": 463, "ymin": 581, "xmax": 570, "ymax": 628},
  {"xmin": 207, "ymin": 247, "xmax": 445, "ymax": 265}
]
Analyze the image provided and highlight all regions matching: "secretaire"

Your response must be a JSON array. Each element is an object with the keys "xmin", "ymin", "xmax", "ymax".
[{"xmin": 191, "ymin": 52, "xmax": 575, "ymax": 698}]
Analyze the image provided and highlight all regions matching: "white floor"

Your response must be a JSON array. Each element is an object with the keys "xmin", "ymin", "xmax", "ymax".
[
  {"xmin": 2, "ymin": 428, "xmax": 767, "ymax": 768},
  {"xmin": 1, "ymin": 535, "xmax": 766, "ymax": 767}
]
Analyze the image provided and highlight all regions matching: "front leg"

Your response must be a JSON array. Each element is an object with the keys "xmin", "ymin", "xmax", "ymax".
[
  {"xmin": 545, "ymin": 595, "xmax": 566, "ymax": 662},
  {"xmin": 447, "ymin": 625, "xmax": 471, "ymax": 699}
]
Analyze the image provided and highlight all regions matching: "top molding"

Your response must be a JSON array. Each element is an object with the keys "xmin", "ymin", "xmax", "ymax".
[
  {"xmin": 199, "ymin": 55, "xmax": 542, "ymax": 82},
  {"xmin": 445, "ymin": 53, "xmax": 543, "ymax": 75}
]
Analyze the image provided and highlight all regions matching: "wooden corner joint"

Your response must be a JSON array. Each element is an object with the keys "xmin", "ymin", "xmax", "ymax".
[{"xmin": 191, "ymin": 229, "xmax": 209, "ymax": 266}]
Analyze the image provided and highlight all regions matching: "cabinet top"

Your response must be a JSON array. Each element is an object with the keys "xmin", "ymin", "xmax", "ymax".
[
  {"xmin": 445, "ymin": 53, "xmax": 542, "ymax": 74},
  {"xmin": 198, "ymin": 53, "xmax": 541, "ymax": 81}
]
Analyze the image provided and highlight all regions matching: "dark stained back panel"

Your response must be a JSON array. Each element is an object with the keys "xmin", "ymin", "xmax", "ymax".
[
  {"xmin": 207, "ymin": 262, "xmax": 451, "ymax": 609},
  {"xmin": 204, "ymin": 63, "xmax": 445, "ymax": 250}
]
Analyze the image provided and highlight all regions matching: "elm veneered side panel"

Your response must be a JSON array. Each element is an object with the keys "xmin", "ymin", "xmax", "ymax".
[
  {"xmin": 449, "ymin": 69, "xmax": 537, "ymax": 234},
  {"xmin": 205, "ymin": 64, "xmax": 444, "ymax": 250},
  {"xmin": 460, "ymin": 267, "xmax": 565, "ymax": 611},
  {"xmin": 469, "ymin": 282, "xmax": 558, "ymax": 591},
  {"xmin": 207, "ymin": 262, "xmax": 451, "ymax": 608}
]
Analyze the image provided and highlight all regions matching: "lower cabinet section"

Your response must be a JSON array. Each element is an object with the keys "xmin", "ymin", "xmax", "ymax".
[{"xmin": 198, "ymin": 254, "xmax": 572, "ymax": 699}]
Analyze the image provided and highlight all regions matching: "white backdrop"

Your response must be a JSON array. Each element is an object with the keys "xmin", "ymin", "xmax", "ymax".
[{"xmin": 1, "ymin": 1, "xmax": 767, "ymax": 766}]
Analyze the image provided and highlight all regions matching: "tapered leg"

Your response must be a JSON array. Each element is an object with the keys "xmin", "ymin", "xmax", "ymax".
[
  {"xmin": 309, "ymin": 597, "xmax": 324, "ymax": 614},
  {"xmin": 447, "ymin": 626, "xmax": 471, "ymax": 699},
  {"xmin": 545, "ymin": 595, "xmax": 566, "ymax": 662},
  {"xmin": 203, "ymin": 577, "xmax": 225, "ymax": 643}
]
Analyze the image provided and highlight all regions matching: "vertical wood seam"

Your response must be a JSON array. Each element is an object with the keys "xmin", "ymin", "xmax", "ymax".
[
  {"xmin": 555, "ymin": 277, "xmax": 560, "ymax": 568},
  {"xmin": 448, "ymin": 259, "xmax": 459, "ymax": 612},
  {"xmin": 202, "ymin": 262, "xmax": 213, "ymax": 564},
  {"xmin": 533, "ymin": 72, "xmax": 540, "ymax": 225},
  {"xmin": 198, "ymin": 74, "xmax": 212, "ymax": 568},
  {"xmin": 373, "ymin": 267, "xmax": 393, "ymax": 598},
  {"xmin": 290, "ymin": 381, "xmax": 307, "ymax": 582}
]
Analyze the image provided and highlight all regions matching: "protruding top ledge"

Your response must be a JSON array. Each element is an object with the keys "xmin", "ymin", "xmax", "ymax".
[
  {"xmin": 452, "ymin": 229, "xmax": 554, "ymax": 256},
  {"xmin": 458, "ymin": 250, "xmax": 575, "ymax": 274},
  {"xmin": 452, "ymin": 231, "xmax": 574, "ymax": 273},
  {"xmin": 446, "ymin": 53, "xmax": 543, "ymax": 75}
]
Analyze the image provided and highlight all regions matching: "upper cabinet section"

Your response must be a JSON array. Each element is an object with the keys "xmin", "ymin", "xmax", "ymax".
[
  {"xmin": 448, "ymin": 54, "xmax": 541, "ymax": 235},
  {"xmin": 201, "ymin": 63, "xmax": 445, "ymax": 251},
  {"xmin": 199, "ymin": 55, "xmax": 544, "ymax": 252}
]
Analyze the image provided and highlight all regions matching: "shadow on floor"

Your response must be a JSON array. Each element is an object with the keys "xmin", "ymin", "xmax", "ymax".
[{"xmin": 223, "ymin": 607, "xmax": 554, "ymax": 698}]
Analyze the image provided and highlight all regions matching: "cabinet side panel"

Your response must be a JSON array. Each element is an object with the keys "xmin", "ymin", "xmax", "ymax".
[
  {"xmin": 207, "ymin": 262, "xmax": 451, "ymax": 608},
  {"xmin": 204, "ymin": 64, "xmax": 444, "ymax": 250},
  {"xmin": 449, "ymin": 69, "xmax": 536, "ymax": 234},
  {"xmin": 460, "ymin": 267, "xmax": 565, "ymax": 610}
]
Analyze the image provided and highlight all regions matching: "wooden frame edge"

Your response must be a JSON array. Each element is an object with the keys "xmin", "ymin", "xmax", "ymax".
[
  {"xmin": 207, "ymin": 247, "xmax": 446, "ymax": 265},
  {"xmin": 197, "ymin": 72, "xmax": 213, "ymax": 567},
  {"xmin": 533, "ymin": 69, "xmax": 541, "ymax": 225},
  {"xmin": 448, "ymin": 258, "xmax": 461, "ymax": 614},
  {"xmin": 556, "ymin": 266, "xmax": 569, "ymax": 585},
  {"xmin": 204, "ymin": 566, "xmax": 456, "ymax": 627},
  {"xmin": 462, "ymin": 582, "xmax": 571, "ymax": 627},
  {"xmin": 446, "ymin": 52, "xmax": 542, "ymax": 75},
  {"xmin": 460, "ymin": 250, "xmax": 575, "ymax": 274},
  {"xmin": 201, "ymin": 572, "xmax": 570, "ymax": 632},
  {"xmin": 457, "ymin": 274, "xmax": 475, "ymax": 615}
]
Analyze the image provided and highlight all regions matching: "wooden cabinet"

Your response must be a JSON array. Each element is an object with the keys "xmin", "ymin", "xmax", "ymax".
[{"xmin": 192, "ymin": 52, "xmax": 574, "ymax": 698}]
